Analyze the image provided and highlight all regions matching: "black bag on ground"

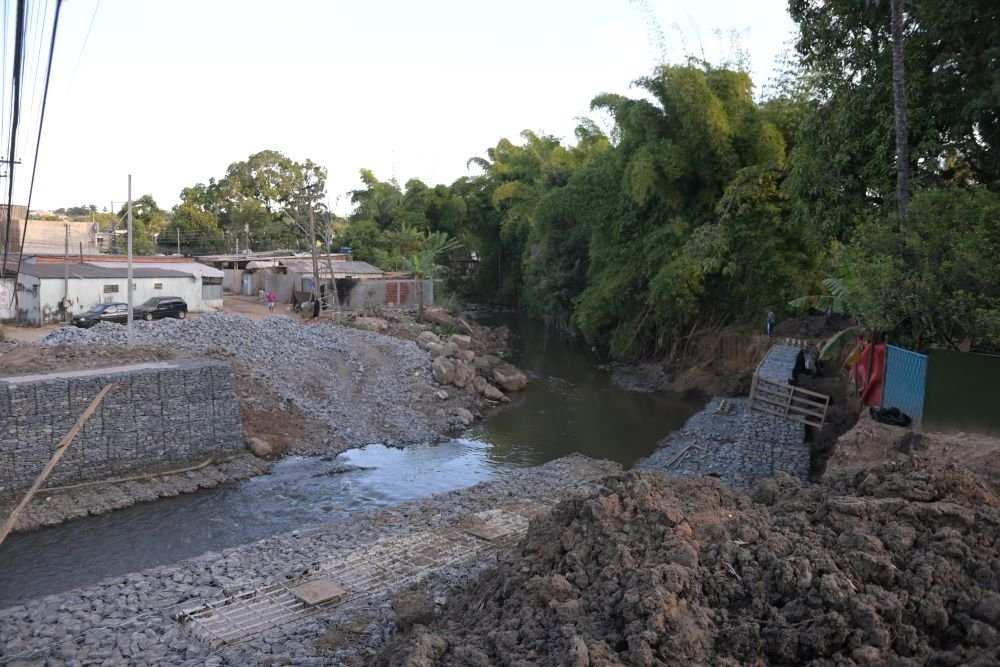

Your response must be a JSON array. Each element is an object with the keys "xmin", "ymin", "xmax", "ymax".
[{"xmin": 870, "ymin": 406, "xmax": 912, "ymax": 427}]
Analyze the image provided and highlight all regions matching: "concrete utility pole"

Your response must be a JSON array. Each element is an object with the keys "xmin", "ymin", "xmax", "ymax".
[
  {"xmin": 126, "ymin": 175, "xmax": 134, "ymax": 348},
  {"xmin": 63, "ymin": 224, "xmax": 69, "ymax": 322},
  {"xmin": 177, "ymin": 228, "xmax": 181, "ymax": 256},
  {"xmin": 305, "ymin": 183, "xmax": 321, "ymax": 309}
]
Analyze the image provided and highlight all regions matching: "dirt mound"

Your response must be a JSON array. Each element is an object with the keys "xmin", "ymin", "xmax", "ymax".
[
  {"xmin": 382, "ymin": 464, "xmax": 1000, "ymax": 666},
  {"xmin": 828, "ymin": 413, "xmax": 1000, "ymax": 485}
]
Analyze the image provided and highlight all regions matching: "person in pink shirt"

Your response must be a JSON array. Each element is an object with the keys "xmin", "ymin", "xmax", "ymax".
[{"xmin": 266, "ymin": 290, "xmax": 277, "ymax": 312}]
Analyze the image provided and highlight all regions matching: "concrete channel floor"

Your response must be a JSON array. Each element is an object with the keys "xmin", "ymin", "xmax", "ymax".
[{"xmin": 0, "ymin": 455, "xmax": 620, "ymax": 666}]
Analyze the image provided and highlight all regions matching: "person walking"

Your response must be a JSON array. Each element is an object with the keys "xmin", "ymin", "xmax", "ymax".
[
  {"xmin": 766, "ymin": 310, "xmax": 776, "ymax": 338},
  {"xmin": 266, "ymin": 290, "xmax": 276, "ymax": 312}
]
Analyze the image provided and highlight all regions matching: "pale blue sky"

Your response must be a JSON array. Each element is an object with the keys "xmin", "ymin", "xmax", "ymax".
[{"xmin": 19, "ymin": 0, "xmax": 795, "ymax": 214}]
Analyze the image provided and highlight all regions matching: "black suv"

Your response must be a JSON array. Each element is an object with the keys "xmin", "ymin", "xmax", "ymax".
[
  {"xmin": 134, "ymin": 296, "xmax": 188, "ymax": 321},
  {"xmin": 71, "ymin": 302, "xmax": 129, "ymax": 328}
]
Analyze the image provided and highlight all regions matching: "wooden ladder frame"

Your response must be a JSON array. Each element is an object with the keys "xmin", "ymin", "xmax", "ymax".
[{"xmin": 749, "ymin": 375, "xmax": 830, "ymax": 429}]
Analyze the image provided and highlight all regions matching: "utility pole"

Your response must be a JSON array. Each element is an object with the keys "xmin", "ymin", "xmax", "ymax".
[
  {"xmin": 298, "ymin": 181, "xmax": 323, "ymax": 312},
  {"xmin": 126, "ymin": 175, "xmax": 134, "ymax": 348},
  {"xmin": 63, "ymin": 224, "xmax": 69, "ymax": 322},
  {"xmin": 177, "ymin": 228, "xmax": 181, "ymax": 256}
]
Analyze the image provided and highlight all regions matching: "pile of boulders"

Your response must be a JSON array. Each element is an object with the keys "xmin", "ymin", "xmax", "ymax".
[{"xmin": 415, "ymin": 330, "xmax": 528, "ymax": 406}]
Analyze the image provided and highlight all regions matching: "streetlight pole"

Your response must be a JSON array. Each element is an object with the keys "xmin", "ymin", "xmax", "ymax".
[{"xmin": 126, "ymin": 175, "xmax": 134, "ymax": 348}]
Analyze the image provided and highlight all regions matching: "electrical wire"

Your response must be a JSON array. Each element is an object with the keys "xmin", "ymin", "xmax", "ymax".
[
  {"xmin": 66, "ymin": 0, "xmax": 100, "ymax": 94},
  {"xmin": 1, "ymin": 0, "xmax": 28, "ymax": 280},
  {"xmin": 7, "ymin": 0, "xmax": 63, "ymax": 311}
]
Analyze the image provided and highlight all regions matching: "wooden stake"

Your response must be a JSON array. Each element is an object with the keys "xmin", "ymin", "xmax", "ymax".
[{"xmin": 0, "ymin": 383, "xmax": 113, "ymax": 545}]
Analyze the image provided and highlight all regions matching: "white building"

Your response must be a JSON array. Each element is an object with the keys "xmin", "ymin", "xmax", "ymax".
[{"xmin": 8, "ymin": 258, "xmax": 224, "ymax": 325}]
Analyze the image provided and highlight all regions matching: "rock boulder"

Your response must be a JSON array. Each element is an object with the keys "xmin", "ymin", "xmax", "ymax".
[
  {"xmin": 431, "ymin": 357, "xmax": 456, "ymax": 385},
  {"xmin": 494, "ymin": 364, "xmax": 528, "ymax": 391}
]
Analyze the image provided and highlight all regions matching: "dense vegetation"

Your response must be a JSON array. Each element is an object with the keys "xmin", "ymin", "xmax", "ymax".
[{"xmin": 59, "ymin": 0, "xmax": 997, "ymax": 357}]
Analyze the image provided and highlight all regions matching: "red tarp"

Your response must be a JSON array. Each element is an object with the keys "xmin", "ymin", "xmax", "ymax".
[{"xmin": 851, "ymin": 343, "xmax": 886, "ymax": 406}]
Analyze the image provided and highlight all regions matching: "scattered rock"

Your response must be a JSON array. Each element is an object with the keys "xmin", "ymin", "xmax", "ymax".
[
  {"xmin": 451, "ymin": 408, "xmax": 475, "ymax": 427},
  {"xmin": 481, "ymin": 383, "xmax": 508, "ymax": 402},
  {"xmin": 447, "ymin": 334, "xmax": 472, "ymax": 351},
  {"xmin": 353, "ymin": 317, "xmax": 389, "ymax": 333},
  {"xmin": 431, "ymin": 358, "xmax": 456, "ymax": 385},
  {"xmin": 247, "ymin": 437, "xmax": 274, "ymax": 458},
  {"xmin": 415, "ymin": 331, "xmax": 439, "ymax": 351},
  {"xmin": 493, "ymin": 364, "xmax": 528, "ymax": 392},
  {"xmin": 451, "ymin": 362, "xmax": 475, "ymax": 389}
]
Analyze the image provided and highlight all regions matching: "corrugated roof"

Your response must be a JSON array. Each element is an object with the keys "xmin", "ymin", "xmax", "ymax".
[
  {"xmin": 88, "ymin": 261, "xmax": 224, "ymax": 278},
  {"xmin": 17, "ymin": 263, "xmax": 192, "ymax": 280},
  {"xmin": 275, "ymin": 258, "xmax": 383, "ymax": 275}
]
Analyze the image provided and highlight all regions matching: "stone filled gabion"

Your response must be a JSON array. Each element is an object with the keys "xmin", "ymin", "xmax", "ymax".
[
  {"xmin": 0, "ymin": 359, "xmax": 242, "ymax": 493},
  {"xmin": 638, "ymin": 345, "xmax": 809, "ymax": 489},
  {"xmin": 40, "ymin": 314, "xmax": 443, "ymax": 447}
]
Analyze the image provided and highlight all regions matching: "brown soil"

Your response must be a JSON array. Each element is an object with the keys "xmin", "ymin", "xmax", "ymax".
[
  {"xmin": 612, "ymin": 329, "xmax": 771, "ymax": 398},
  {"xmin": 795, "ymin": 370, "xmax": 863, "ymax": 481},
  {"xmin": 382, "ymin": 462, "xmax": 1000, "ymax": 666},
  {"xmin": 827, "ymin": 413, "xmax": 1000, "ymax": 485}
]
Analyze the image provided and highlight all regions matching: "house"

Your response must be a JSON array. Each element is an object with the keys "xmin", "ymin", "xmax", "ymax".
[
  {"xmin": 1, "ymin": 255, "xmax": 223, "ymax": 325},
  {"xmin": 194, "ymin": 250, "xmax": 435, "ymax": 311}
]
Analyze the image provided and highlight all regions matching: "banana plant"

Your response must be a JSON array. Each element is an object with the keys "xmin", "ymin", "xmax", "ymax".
[{"xmin": 788, "ymin": 277, "xmax": 865, "ymax": 360}]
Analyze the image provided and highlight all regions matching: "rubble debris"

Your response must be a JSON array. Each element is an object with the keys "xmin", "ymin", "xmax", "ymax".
[{"xmin": 383, "ymin": 462, "xmax": 1000, "ymax": 666}]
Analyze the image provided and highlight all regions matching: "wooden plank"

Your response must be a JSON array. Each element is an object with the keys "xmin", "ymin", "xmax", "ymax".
[
  {"xmin": 751, "ymin": 403, "xmax": 824, "ymax": 428},
  {"xmin": 0, "ymin": 383, "xmax": 114, "ymax": 546},
  {"xmin": 787, "ymin": 383, "xmax": 834, "ymax": 400}
]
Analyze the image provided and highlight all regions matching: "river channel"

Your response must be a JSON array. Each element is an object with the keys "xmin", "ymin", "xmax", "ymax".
[{"xmin": 0, "ymin": 313, "xmax": 700, "ymax": 607}]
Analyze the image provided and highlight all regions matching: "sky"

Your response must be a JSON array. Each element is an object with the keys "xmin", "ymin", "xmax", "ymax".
[{"xmin": 9, "ymin": 0, "xmax": 796, "ymax": 216}]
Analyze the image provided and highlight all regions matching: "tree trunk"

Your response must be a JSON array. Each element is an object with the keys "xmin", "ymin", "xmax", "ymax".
[{"xmin": 890, "ymin": 0, "xmax": 910, "ymax": 223}]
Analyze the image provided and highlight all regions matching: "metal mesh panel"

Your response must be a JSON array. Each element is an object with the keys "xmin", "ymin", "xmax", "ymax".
[
  {"xmin": 174, "ymin": 508, "xmax": 534, "ymax": 648},
  {"xmin": 884, "ymin": 344, "xmax": 928, "ymax": 422}
]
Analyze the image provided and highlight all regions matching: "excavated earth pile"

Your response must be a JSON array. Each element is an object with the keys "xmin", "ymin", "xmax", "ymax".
[{"xmin": 382, "ymin": 462, "xmax": 1000, "ymax": 666}]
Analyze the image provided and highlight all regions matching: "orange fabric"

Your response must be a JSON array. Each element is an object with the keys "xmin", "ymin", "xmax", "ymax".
[{"xmin": 851, "ymin": 343, "xmax": 885, "ymax": 405}]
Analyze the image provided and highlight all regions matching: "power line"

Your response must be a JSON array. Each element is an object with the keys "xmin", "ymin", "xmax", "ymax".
[
  {"xmin": 66, "ymin": 0, "xmax": 100, "ymax": 94},
  {"xmin": 8, "ymin": 0, "xmax": 64, "ymax": 309},
  {"xmin": 2, "ymin": 0, "xmax": 28, "ymax": 279}
]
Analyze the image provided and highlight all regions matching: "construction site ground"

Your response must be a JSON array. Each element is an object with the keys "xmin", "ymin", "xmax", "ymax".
[{"xmin": 2, "ymin": 312, "xmax": 999, "ymax": 664}]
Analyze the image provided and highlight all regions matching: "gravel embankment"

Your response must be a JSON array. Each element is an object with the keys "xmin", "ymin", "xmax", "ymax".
[{"xmin": 40, "ymin": 314, "xmax": 462, "ymax": 447}]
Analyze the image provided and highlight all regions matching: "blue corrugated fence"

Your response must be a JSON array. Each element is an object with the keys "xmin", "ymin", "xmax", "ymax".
[{"xmin": 883, "ymin": 345, "xmax": 928, "ymax": 422}]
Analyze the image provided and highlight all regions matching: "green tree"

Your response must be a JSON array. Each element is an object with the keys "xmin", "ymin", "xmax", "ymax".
[
  {"xmin": 401, "ymin": 231, "xmax": 463, "ymax": 317},
  {"xmin": 211, "ymin": 150, "xmax": 328, "ymax": 251},
  {"xmin": 846, "ymin": 186, "xmax": 1000, "ymax": 350},
  {"xmin": 113, "ymin": 194, "xmax": 164, "ymax": 255},
  {"xmin": 571, "ymin": 63, "xmax": 801, "ymax": 358},
  {"xmin": 160, "ymin": 203, "xmax": 227, "ymax": 255},
  {"xmin": 787, "ymin": 0, "xmax": 1000, "ymax": 234}
]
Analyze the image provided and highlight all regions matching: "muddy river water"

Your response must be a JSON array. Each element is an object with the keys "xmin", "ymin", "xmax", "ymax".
[{"xmin": 0, "ymin": 314, "xmax": 700, "ymax": 606}]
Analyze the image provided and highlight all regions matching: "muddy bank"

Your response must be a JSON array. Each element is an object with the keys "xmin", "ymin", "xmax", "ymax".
[{"xmin": 383, "ymin": 461, "xmax": 1000, "ymax": 665}]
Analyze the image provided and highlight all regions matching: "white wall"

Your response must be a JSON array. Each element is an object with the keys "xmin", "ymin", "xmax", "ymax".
[
  {"xmin": 14, "ymin": 274, "xmax": 41, "ymax": 325},
  {"xmin": 35, "ymin": 276, "xmax": 202, "ymax": 325},
  {"xmin": 0, "ymin": 278, "xmax": 15, "ymax": 320}
]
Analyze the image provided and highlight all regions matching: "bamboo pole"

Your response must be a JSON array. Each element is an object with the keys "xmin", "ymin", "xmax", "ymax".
[{"xmin": 0, "ymin": 383, "xmax": 113, "ymax": 546}]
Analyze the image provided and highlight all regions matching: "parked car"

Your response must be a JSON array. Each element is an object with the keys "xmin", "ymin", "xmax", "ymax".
[
  {"xmin": 71, "ymin": 303, "xmax": 129, "ymax": 328},
  {"xmin": 134, "ymin": 296, "xmax": 188, "ymax": 321}
]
